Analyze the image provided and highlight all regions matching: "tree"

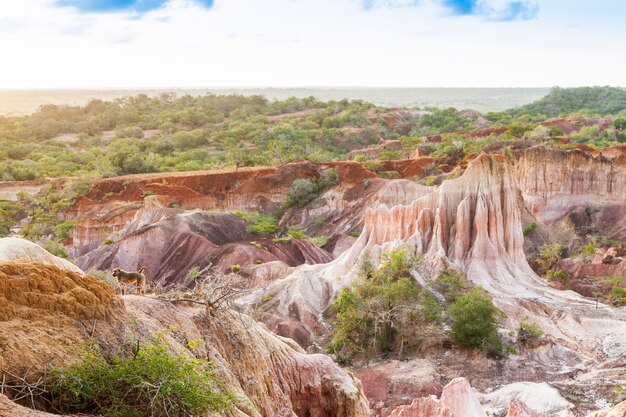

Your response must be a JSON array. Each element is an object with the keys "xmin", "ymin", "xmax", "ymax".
[
  {"xmin": 328, "ymin": 249, "xmax": 438, "ymax": 364},
  {"xmin": 448, "ymin": 287, "xmax": 502, "ymax": 355}
]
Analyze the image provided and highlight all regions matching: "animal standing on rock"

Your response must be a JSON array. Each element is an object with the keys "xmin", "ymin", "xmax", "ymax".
[{"xmin": 112, "ymin": 267, "xmax": 149, "ymax": 295}]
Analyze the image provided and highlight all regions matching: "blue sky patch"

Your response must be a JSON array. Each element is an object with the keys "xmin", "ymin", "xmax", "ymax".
[
  {"xmin": 442, "ymin": 0, "xmax": 476, "ymax": 15},
  {"xmin": 56, "ymin": 0, "xmax": 214, "ymax": 13},
  {"xmin": 363, "ymin": 0, "xmax": 538, "ymax": 21},
  {"xmin": 493, "ymin": 1, "xmax": 540, "ymax": 21}
]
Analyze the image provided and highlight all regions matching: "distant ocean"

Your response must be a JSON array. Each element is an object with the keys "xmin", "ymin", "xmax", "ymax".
[{"xmin": 0, "ymin": 87, "xmax": 551, "ymax": 116}]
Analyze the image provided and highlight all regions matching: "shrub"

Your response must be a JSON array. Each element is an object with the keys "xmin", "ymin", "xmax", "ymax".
[
  {"xmin": 517, "ymin": 322, "xmax": 544, "ymax": 345},
  {"xmin": 537, "ymin": 243, "xmax": 564, "ymax": 275},
  {"xmin": 287, "ymin": 227, "xmax": 307, "ymax": 240},
  {"xmin": 546, "ymin": 269, "xmax": 569, "ymax": 283},
  {"xmin": 43, "ymin": 240, "xmax": 69, "ymax": 259},
  {"xmin": 421, "ymin": 175, "xmax": 437, "ymax": 186},
  {"xmin": 363, "ymin": 160, "xmax": 383, "ymax": 172},
  {"xmin": 378, "ymin": 170, "xmax": 401, "ymax": 179},
  {"xmin": 328, "ymin": 248, "xmax": 432, "ymax": 363},
  {"xmin": 318, "ymin": 168, "xmax": 339, "ymax": 188},
  {"xmin": 522, "ymin": 222, "xmax": 537, "ymax": 236},
  {"xmin": 448, "ymin": 287, "xmax": 502, "ymax": 355},
  {"xmin": 379, "ymin": 149, "xmax": 401, "ymax": 160},
  {"xmin": 580, "ymin": 242, "xmax": 599, "ymax": 263},
  {"xmin": 308, "ymin": 235, "xmax": 329, "ymax": 246},
  {"xmin": 186, "ymin": 266, "xmax": 202, "ymax": 280},
  {"xmin": 609, "ymin": 286, "xmax": 626, "ymax": 306},
  {"xmin": 284, "ymin": 178, "xmax": 317, "ymax": 208},
  {"xmin": 247, "ymin": 215, "xmax": 280, "ymax": 235},
  {"xmin": 435, "ymin": 269, "xmax": 465, "ymax": 303},
  {"xmin": 49, "ymin": 336, "xmax": 234, "ymax": 417}
]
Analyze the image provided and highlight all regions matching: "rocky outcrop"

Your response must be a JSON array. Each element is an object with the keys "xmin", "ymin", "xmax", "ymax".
[
  {"xmin": 0, "ymin": 258, "xmax": 370, "ymax": 417},
  {"xmin": 586, "ymin": 401, "xmax": 626, "ymax": 417},
  {"xmin": 246, "ymin": 148, "xmax": 626, "ymax": 374},
  {"xmin": 515, "ymin": 147, "xmax": 626, "ymax": 225},
  {"xmin": 480, "ymin": 382, "xmax": 575, "ymax": 417},
  {"xmin": 75, "ymin": 209, "xmax": 333, "ymax": 286},
  {"xmin": 439, "ymin": 378, "xmax": 485, "ymax": 417},
  {"xmin": 0, "ymin": 395, "xmax": 64, "ymax": 417},
  {"xmin": 387, "ymin": 378, "xmax": 484, "ymax": 417},
  {"xmin": 0, "ymin": 237, "xmax": 83, "ymax": 273},
  {"xmin": 387, "ymin": 397, "xmax": 453, "ymax": 417},
  {"xmin": 506, "ymin": 400, "xmax": 545, "ymax": 417},
  {"xmin": 124, "ymin": 296, "xmax": 370, "ymax": 417},
  {"xmin": 354, "ymin": 359, "xmax": 442, "ymax": 415},
  {"xmin": 0, "ymin": 261, "xmax": 124, "ymax": 378},
  {"xmin": 69, "ymin": 162, "xmax": 322, "ymax": 256}
]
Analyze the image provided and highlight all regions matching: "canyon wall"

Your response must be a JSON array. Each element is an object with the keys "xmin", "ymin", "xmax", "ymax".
[{"xmin": 248, "ymin": 148, "xmax": 626, "ymax": 368}]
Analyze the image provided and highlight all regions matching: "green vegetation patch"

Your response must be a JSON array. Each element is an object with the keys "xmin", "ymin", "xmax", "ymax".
[{"xmin": 49, "ymin": 335, "xmax": 235, "ymax": 417}]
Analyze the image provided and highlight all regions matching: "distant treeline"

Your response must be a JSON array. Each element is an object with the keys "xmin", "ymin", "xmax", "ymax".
[{"xmin": 0, "ymin": 87, "xmax": 625, "ymax": 182}]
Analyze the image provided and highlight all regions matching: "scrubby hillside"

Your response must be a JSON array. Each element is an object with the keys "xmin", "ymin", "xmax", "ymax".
[{"xmin": 488, "ymin": 86, "xmax": 626, "ymax": 121}]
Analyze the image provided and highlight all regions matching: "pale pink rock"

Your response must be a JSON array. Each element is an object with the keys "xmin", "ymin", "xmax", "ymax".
[
  {"xmin": 440, "ymin": 378, "xmax": 486, "ymax": 417},
  {"xmin": 586, "ymin": 401, "xmax": 626, "ymax": 417},
  {"xmin": 506, "ymin": 399, "xmax": 545, "ymax": 417},
  {"xmin": 388, "ymin": 396, "xmax": 453, "ymax": 417}
]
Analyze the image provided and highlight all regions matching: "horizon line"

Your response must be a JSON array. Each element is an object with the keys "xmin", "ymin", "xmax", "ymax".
[{"xmin": 3, "ymin": 85, "xmax": 625, "ymax": 91}]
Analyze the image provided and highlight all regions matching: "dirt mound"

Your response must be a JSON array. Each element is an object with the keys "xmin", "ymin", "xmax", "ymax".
[
  {"xmin": 0, "ymin": 238, "xmax": 83, "ymax": 273},
  {"xmin": 0, "ymin": 261, "xmax": 119, "ymax": 321},
  {"xmin": 0, "ymin": 261, "xmax": 124, "ymax": 378}
]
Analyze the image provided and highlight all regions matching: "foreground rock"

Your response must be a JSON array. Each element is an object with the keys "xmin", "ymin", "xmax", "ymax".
[
  {"xmin": 124, "ymin": 296, "xmax": 370, "ymax": 417},
  {"xmin": 0, "ymin": 237, "xmax": 82, "ymax": 273},
  {"xmin": 0, "ymin": 259, "xmax": 369, "ymax": 417},
  {"xmin": 0, "ymin": 395, "xmax": 63, "ymax": 417},
  {"xmin": 0, "ymin": 261, "xmax": 123, "ymax": 377}
]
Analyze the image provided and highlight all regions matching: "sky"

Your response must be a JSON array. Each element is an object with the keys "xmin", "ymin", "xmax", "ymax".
[{"xmin": 0, "ymin": 0, "xmax": 625, "ymax": 88}]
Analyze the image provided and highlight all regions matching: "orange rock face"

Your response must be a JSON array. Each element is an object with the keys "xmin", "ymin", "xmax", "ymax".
[
  {"xmin": 387, "ymin": 378, "xmax": 485, "ymax": 417},
  {"xmin": 387, "ymin": 396, "xmax": 454, "ymax": 417},
  {"xmin": 506, "ymin": 399, "xmax": 546, "ymax": 417}
]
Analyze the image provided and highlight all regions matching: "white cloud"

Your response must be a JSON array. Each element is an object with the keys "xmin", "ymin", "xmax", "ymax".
[{"xmin": 0, "ymin": 0, "xmax": 624, "ymax": 88}]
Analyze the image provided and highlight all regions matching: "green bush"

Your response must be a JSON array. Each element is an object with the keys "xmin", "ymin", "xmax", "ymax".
[
  {"xmin": 435, "ymin": 269, "xmax": 465, "ymax": 303},
  {"xmin": 247, "ymin": 215, "xmax": 280, "ymax": 235},
  {"xmin": 518, "ymin": 322, "xmax": 544, "ymax": 342},
  {"xmin": 287, "ymin": 227, "xmax": 307, "ymax": 240},
  {"xmin": 318, "ymin": 168, "xmax": 339, "ymax": 188},
  {"xmin": 284, "ymin": 178, "xmax": 317, "ymax": 208},
  {"xmin": 421, "ymin": 175, "xmax": 437, "ymax": 186},
  {"xmin": 609, "ymin": 286, "xmax": 626, "ymax": 306},
  {"xmin": 522, "ymin": 222, "xmax": 537, "ymax": 236},
  {"xmin": 308, "ymin": 235, "xmax": 329, "ymax": 246},
  {"xmin": 43, "ymin": 240, "xmax": 69, "ymax": 259},
  {"xmin": 328, "ymin": 249, "xmax": 434, "ymax": 363},
  {"xmin": 448, "ymin": 287, "xmax": 502, "ymax": 355},
  {"xmin": 49, "ymin": 336, "xmax": 234, "ymax": 417},
  {"xmin": 378, "ymin": 170, "xmax": 401, "ymax": 179}
]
